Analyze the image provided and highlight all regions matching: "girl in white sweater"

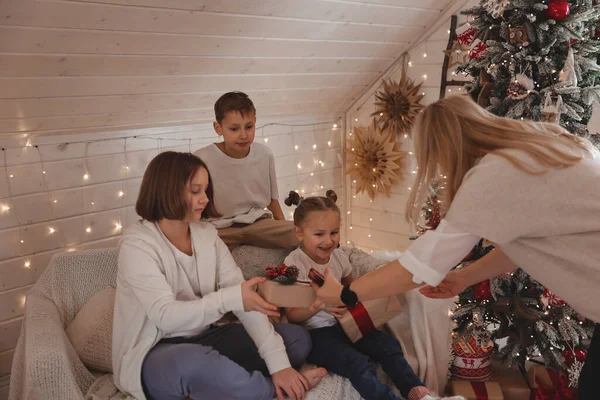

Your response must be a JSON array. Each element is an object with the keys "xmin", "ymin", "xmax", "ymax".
[
  {"xmin": 312, "ymin": 95, "xmax": 600, "ymax": 399},
  {"xmin": 112, "ymin": 151, "xmax": 325, "ymax": 400}
]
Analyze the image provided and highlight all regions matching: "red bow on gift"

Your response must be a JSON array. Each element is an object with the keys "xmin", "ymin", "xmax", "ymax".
[{"xmin": 532, "ymin": 369, "xmax": 575, "ymax": 400}]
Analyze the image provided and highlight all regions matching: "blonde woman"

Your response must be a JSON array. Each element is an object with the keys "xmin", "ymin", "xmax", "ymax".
[{"xmin": 313, "ymin": 95, "xmax": 600, "ymax": 399}]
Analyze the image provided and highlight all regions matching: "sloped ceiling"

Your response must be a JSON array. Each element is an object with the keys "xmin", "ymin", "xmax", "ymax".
[{"xmin": 0, "ymin": 0, "xmax": 459, "ymax": 137}]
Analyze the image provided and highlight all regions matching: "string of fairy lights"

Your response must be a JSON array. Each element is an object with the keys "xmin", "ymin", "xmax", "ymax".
[{"xmin": 0, "ymin": 120, "xmax": 342, "ymax": 276}]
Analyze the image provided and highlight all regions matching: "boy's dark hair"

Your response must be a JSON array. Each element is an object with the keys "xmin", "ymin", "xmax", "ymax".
[
  {"xmin": 136, "ymin": 151, "xmax": 220, "ymax": 222},
  {"xmin": 214, "ymin": 91, "xmax": 256, "ymax": 124},
  {"xmin": 284, "ymin": 190, "xmax": 339, "ymax": 227}
]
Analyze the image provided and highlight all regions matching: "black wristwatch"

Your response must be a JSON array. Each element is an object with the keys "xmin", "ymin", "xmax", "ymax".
[{"xmin": 341, "ymin": 283, "xmax": 359, "ymax": 307}]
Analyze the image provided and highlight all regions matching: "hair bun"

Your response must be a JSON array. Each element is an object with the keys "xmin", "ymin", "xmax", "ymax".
[
  {"xmin": 284, "ymin": 190, "xmax": 302, "ymax": 207},
  {"xmin": 325, "ymin": 189, "xmax": 338, "ymax": 203}
]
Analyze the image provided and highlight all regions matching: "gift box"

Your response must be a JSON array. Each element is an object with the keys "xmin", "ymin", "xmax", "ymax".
[
  {"xmin": 257, "ymin": 280, "xmax": 316, "ymax": 308},
  {"xmin": 451, "ymin": 335, "xmax": 494, "ymax": 381},
  {"xmin": 338, "ymin": 295, "xmax": 402, "ymax": 342},
  {"xmin": 490, "ymin": 362, "xmax": 530, "ymax": 400},
  {"xmin": 527, "ymin": 365, "xmax": 576, "ymax": 400},
  {"xmin": 451, "ymin": 381, "xmax": 504, "ymax": 400}
]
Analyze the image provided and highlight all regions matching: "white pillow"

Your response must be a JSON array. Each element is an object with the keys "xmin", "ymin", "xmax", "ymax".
[{"xmin": 66, "ymin": 286, "xmax": 115, "ymax": 373}]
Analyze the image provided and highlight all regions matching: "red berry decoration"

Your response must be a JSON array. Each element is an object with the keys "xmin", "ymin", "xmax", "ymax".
[
  {"xmin": 546, "ymin": 0, "xmax": 570, "ymax": 21},
  {"xmin": 474, "ymin": 280, "xmax": 493, "ymax": 301}
]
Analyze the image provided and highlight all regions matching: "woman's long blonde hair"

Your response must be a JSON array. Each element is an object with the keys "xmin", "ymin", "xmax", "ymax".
[{"xmin": 406, "ymin": 95, "xmax": 595, "ymax": 227}]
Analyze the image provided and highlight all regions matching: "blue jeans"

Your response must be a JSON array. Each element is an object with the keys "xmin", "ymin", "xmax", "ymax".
[
  {"xmin": 308, "ymin": 323, "xmax": 424, "ymax": 400},
  {"xmin": 142, "ymin": 323, "xmax": 311, "ymax": 400}
]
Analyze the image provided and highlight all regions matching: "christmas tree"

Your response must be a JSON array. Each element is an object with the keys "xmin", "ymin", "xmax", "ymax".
[
  {"xmin": 437, "ymin": 0, "xmax": 600, "ymax": 386},
  {"xmin": 457, "ymin": 0, "xmax": 600, "ymax": 141}
]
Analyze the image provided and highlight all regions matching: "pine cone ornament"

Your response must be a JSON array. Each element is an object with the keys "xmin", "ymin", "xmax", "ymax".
[{"xmin": 284, "ymin": 265, "xmax": 299, "ymax": 281}]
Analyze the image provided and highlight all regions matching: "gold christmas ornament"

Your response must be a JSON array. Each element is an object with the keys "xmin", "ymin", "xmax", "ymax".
[
  {"xmin": 346, "ymin": 119, "xmax": 406, "ymax": 200},
  {"xmin": 371, "ymin": 76, "xmax": 425, "ymax": 137}
]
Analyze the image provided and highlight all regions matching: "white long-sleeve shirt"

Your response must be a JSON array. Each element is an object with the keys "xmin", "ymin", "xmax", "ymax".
[
  {"xmin": 112, "ymin": 220, "xmax": 290, "ymax": 399},
  {"xmin": 398, "ymin": 147, "xmax": 600, "ymax": 323}
]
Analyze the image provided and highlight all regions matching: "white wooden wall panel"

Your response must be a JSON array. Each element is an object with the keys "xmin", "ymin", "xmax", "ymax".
[
  {"xmin": 0, "ymin": 55, "xmax": 387, "ymax": 78},
  {"xmin": 1, "ymin": 0, "xmax": 422, "ymax": 43},
  {"xmin": 0, "ymin": 350, "xmax": 15, "ymax": 379},
  {"xmin": 0, "ymin": 104, "xmax": 335, "ymax": 134},
  {"xmin": 0, "ymin": 319, "xmax": 21, "ymax": 353},
  {"xmin": 1, "ymin": 75, "xmax": 369, "ymax": 100},
  {"xmin": 0, "ymin": 89, "xmax": 359, "ymax": 118},
  {"xmin": 56, "ymin": 0, "xmax": 445, "ymax": 27},
  {"xmin": 0, "ymin": 27, "xmax": 403, "ymax": 59},
  {"xmin": 0, "ymin": 0, "xmax": 457, "ymax": 136},
  {"xmin": 345, "ymin": 21, "xmax": 457, "ymax": 253}
]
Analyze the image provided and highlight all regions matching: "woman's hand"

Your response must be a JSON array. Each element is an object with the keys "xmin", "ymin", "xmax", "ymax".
[
  {"xmin": 271, "ymin": 367, "xmax": 309, "ymax": 400},
  {"xmin": 310, "ymin": 268, "xmax": 344, "ymax": 307},
  {"xmin": 241, "ymin": 277, "xmax": 280, "ymax": 317},
  {"xmin": 309, "ymin": 298, "xmax": 347, "ymax": 319},
  {"xmin": 419, "ymin": 270, "xmax": 468, "ymax": 299}
]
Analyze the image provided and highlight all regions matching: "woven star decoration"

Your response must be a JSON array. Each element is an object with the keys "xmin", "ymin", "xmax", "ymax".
[
  {"xmin": 346, "ymin": 118, "xmax": 406, "ymax": 200},
  {"xmin": 443, "ymin": 40, "xmax": 470, "ymax": 69},
  {"xmin": 371, "ymin": 77, "xmax": 425, "ymax": 137}
]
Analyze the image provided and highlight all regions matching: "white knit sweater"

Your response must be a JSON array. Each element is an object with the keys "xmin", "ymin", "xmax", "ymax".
[{"xmin": 112, "ymin": 220, "xmax": 290, "ymax": 399}]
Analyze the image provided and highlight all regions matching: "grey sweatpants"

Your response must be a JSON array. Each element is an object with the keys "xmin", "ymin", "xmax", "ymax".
[{"xmin": 142, "ymin": 323, "xmax": 311, "ymax": 400}]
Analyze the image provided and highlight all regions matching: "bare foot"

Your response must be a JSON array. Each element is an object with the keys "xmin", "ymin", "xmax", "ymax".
[{"xmin": 301, "ymin": 367, "xmax": 327, "ymax": 389}]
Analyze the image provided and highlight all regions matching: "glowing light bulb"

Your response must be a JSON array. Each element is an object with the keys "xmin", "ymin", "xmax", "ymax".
[
  {"xmin": 24, "ymin": 261, "xmax": 30, "ymax": 268},
  {"xmin": 86, "ymin": 227, "xmax": 92, "ymax": 233}
]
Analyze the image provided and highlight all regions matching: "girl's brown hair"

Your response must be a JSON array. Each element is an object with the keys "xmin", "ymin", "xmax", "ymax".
[
  {"xmin": 136, "ymin": 151, "xmax": 220, "ymax": 222},
  {"xmin": 285, "ymin": 190, "xmax": 339, "ymax": 226}
]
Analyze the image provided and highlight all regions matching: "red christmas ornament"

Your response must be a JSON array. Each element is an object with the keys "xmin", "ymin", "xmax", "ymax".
[
  {"xmin": 575, "ymin": 348, "xmax": 587, "ymax": 363},
  {"xmin": 474, "ymin": 280, "xmax": 493, "ymax": 301},
  {"xmin": 563, "ymin": 348, "xmax": 587, "ymax": 366},
  {"xmin": 563, "ymin": 349, "xmax": 575, "ymax": 366},
  {"xmin": 546, "ymin": 0, "xmax": 570, "ymax": 21}
]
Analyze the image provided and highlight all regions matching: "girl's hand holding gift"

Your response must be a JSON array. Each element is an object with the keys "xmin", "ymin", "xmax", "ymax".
[{"xmin": 241, "ymin": 277, "xmax": 280, "ymax": 317}]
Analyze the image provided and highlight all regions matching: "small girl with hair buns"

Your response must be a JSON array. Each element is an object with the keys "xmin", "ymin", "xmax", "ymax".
[{"xmin": 283, "ymin": 190, "xmax": 462, "ymax": 400}]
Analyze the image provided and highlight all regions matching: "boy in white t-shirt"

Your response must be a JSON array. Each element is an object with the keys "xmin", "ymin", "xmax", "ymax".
[
  {"xmin": 283, "ymin": 190, "xmax": 462, "ymax": 400},
  {"xmin": 194, "ymin": 91, "xmax": 299, "ymax": 250}
]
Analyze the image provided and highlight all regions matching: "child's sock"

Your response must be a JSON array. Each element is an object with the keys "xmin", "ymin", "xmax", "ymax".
[{"xmin": 408, "ymin": 386, "xmax": 466, "ymax": 400}]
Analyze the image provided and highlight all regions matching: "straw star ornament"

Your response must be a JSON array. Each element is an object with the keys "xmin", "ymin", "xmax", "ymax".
[
  {"xmin": 346, "ymin": 119, "xmax": 406, "ymax": 200},
  {"xmin": 371, "ymin": 76, "xmax": 425, "ymax": 137}
]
